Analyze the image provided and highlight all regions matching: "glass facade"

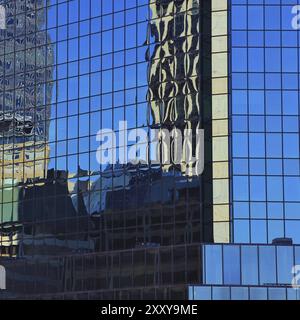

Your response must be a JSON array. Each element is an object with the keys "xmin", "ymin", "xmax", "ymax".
[
  {"xmin": 190, "ymin": 243, "xmax": 300, "ymax": 300},
  {"xmin": 0, "ymin": 0, "xmax": 215, "ymax": 299},
  {"xmin": 189, "ymin": 285, "xmax": 300, "ymax": 300},
  {"xmin": 0, "ymin": 0, "xmax": 299, "ymax": 301},
  {"xmin": 202, "ymin": 243, "xmax": 299, "ymax": 286},
  {"xmin": 231, "ymin": 0, "xmax": 300, "ymax": 244}
]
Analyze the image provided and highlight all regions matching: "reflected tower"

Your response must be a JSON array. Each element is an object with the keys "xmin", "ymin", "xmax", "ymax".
[
  {"xmin": 0, "ymin": 0, "xmax": 54, "ymax": 256},
  {"xmin": 147, "ymin": 0, "xmax": 204, "ymax": 176},
  {"xmin": 0, "ymin": 0, "xmax": 53, "ymax": 182}
]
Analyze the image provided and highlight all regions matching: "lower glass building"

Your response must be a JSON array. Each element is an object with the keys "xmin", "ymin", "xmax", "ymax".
[
  {"xmin": 189, "ymin": 243, "xmax": 300, "ymax": 300},
  {"xmin": 190, "ymin": 285, "xmax": 300, "ymax": 300},
  {"xmin": 0, "ymin": 0, "xmax": 299, "ymax": 300}
]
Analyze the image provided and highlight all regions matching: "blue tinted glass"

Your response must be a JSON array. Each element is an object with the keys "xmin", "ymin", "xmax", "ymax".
[
  {"xmin": 250, "ymin": 288, "xmax": 268, "ymax": 300},
  {"xmin": 223, "ymin": 246, "xmax": 241, "ymax": 285},
  {"xmin": 212, "ymin": 287, "xmax": 230, "ymax": 300},
  {"xmin": 241, "ymin": 246, "xmax": 259, "ymax": 285},
  {"xmin": 268, "ymin": 288, "xmax": 287, "ymax": 300},
  {"xmin": 277, "ymin": 246, "xmax": 294, "ymax": 284},
  {"xmin": 193, "ymin": 287, "xmax": 212, "ymax": 300},
  {"xmin": 204, "ymin": 246, "xmax": 223, "ymax": 284},
  {"xmin": 234, "ymin": 220, "xmax": 250, "ymax": 243},
  {"xmin": 232, "ymin": 0, "xmax": 300, "ymax": 248},
  {"xmin": 231, "ymin": 287, "xmax": 249, "ymax": 300},
  {"xmin": 259, "ymin": 246, "xmax": 277, "ymax": 285}
]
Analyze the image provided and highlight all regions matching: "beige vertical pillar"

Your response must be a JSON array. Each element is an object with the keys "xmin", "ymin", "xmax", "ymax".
[{"xmin": 212, "ymin": 0, "xmax": 230, "ymax": 243}]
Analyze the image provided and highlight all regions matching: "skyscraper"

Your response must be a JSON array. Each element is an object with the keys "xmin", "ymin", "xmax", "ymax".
[
  {"xmin": 0, "ymin": 0, "xmax": 298, "ymax": 301},
  {"xmin": 190, "ymin": 0, "xmax": 300, "ymax": 300}
]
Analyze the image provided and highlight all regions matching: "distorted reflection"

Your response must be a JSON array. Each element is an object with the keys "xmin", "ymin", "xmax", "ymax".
[
  {"xmin": 147, "ymin": 0, "xmax": 202, "ymax": 175},
  {"xmin": 0, "ymin": 0, "xmax": 53, "ymax": 256}
]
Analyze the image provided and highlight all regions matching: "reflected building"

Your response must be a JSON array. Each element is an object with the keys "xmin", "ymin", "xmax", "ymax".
[
  {"xmin": 83, "ymin": 0, "xmax": 213, "ymax": 254},
  {"xmin": 0, "ymin": 0, "xmax": 54, "ymax": 257},
  {"xmin": 0, "ymin": 0, "xmax": 92, "ymax": 258},
  {"xmin": 148, "ymin": 0, "xmax": 203, "ymax": 176},
  {"xmin": 0, "ymin": 0, "xmax": 53, "ymax": 181},
  {"xmin": 148, "ymin": 0, "xmax": 201, "ymax": 126}
]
